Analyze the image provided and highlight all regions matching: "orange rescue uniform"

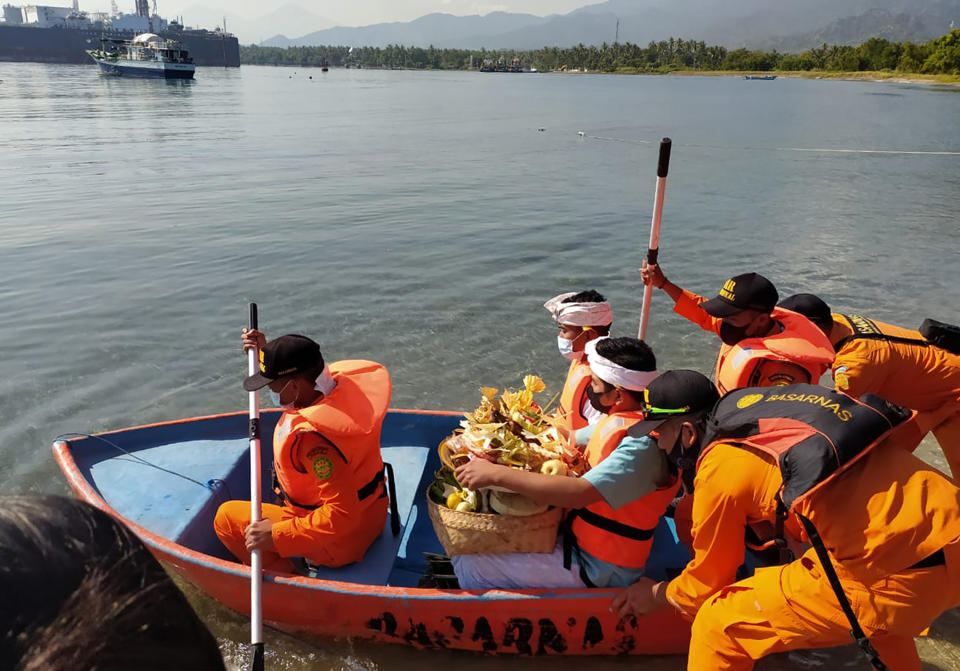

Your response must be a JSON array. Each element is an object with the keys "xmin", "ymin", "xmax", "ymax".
[
  {"xmin": 665, "ymin": 436, "xmax": 960, "ymax": 670},
  {"xmin": 830, "ymin": 313, "xmax": 960, "ymax": 477},
  {"xmin": 673, "ymin": 290, "xmax": 834, "ymax": 393},
  {"xmin": 214, "ymin": 360, "xmax": 391, "ymax": 572}
]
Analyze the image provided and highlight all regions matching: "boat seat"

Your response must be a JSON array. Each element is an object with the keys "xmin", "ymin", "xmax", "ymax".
[{"xmin": 304, "ymin": 445, "xmax": 430, "ymax": 586}]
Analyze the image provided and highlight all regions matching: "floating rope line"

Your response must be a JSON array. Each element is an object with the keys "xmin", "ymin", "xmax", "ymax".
[{"xmin": 575, "ymin": 131, "xmax": 960, "ymax": 156}]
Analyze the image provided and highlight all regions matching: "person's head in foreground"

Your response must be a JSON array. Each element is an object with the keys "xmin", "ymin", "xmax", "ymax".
[{"xmin": 0, "ymin": 495, "xmax": 225, "ymax": 671}]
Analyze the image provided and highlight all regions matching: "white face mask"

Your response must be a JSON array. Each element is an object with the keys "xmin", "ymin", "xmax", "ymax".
[
  {"xmin": 557, "ymin": 335, "xmax": 578, "ymax": 360},
  {"xmin": 314, "ymin": 366, "xmax": 337, "ymax": 396},
  {"xmin": 269, "ymin": 379, "xmax": 296, "ymax": 409}
]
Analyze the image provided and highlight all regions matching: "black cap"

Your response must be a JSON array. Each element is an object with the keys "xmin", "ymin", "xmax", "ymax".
[
  {"xmin": 778, "ymin": 293, "xmax": 832, "ymax": 331},
  {"xmin": 700, "ymin": 273, "xmax": 779, "ymax": 318},
  {"xmin": 643, "ymin": 370, "xmax": 720, "ymax": 419},
  {"xmin": 243, "ymin": 334, "xmax": 323, "ymax": 391}
]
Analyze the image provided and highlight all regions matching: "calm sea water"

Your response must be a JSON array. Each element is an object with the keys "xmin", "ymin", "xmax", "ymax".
[{"xmin": 1, "ymin": 62, "xmax": 959, "ymax": 670}]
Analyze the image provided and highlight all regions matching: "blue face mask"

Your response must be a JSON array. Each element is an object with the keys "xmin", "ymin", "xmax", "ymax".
[
  {"xmin": 557, "ymin": 335, "xmax": 578, "ymax": 360},
  {"xmin": 268, "ymin": 379, "xmax": 295, "ymax": 409},
  {"xmin": 268, "ymin": 389, "xmax": 283, "ymax": 406}
]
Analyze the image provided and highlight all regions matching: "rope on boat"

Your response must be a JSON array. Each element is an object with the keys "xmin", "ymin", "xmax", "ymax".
[
  {"xmin": 574, "ymin": 132, "xmax": 960, "ymax": 156},
  {"xmin": 54, "ymin": 433, "xmax": 233, "ymax": 500}
]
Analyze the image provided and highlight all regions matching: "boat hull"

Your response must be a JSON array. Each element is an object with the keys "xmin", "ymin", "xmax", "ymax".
[{"xmin": 53, "ymin": 409, "xmax": 692, "ymax": 655}]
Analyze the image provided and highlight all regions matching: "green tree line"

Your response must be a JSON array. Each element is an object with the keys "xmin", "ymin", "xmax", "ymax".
[{"xmin": 240, "ymin": 29, "xmax": 960, "ymax": 75}]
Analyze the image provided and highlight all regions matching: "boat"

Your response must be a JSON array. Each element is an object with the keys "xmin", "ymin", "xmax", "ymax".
[
  {"xmin": 0, "ymin": 2, "xmax": 238, "ymax": 67},
  {"xmin": 744, "ymin": 75, "xmax": 777, "ymax": 80},
  {"xmin": 53, "ymin": 408, "xmax": 694, "ymax": 655},
  {"xmin": 88, "ymin": 33, "xmax": 195, "ymax": 79}
]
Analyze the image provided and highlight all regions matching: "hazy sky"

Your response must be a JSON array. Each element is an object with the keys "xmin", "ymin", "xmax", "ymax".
[{"xmin": 79, "ymin": 0, "xmax": 594, "ymax": 26}]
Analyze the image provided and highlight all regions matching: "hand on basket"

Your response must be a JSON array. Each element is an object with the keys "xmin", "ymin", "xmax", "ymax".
[{"xmin": 455, "ymin": 458, "xmax": 503, "ymax": 490}]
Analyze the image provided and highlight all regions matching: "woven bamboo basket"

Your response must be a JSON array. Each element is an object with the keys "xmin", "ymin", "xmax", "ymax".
[{"xmin": 426, "ymin": 490, "xmax": 562, "ymax": 556}]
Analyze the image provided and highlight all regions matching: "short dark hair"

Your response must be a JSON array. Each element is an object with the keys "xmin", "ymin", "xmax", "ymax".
[
  {"xmin": 562, "ymin": 289, "xmax": 607, "ymax": 304},
  {"xmin": 595, "ymin": 337, "xmax": 656, "ymax": 402},
  {"xmin": 0, "ymin": 496, "xmax": 226, "ymax": 671}
]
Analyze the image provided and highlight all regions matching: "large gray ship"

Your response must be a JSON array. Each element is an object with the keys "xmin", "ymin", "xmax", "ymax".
[{"xmin": 0, "ymin": 1, "xmax": 239, "ymax": 67}]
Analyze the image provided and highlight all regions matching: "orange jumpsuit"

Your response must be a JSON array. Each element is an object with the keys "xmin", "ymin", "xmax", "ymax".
[
  {"xmin": 214, "ymin": 360, "xmax": 391, "ymax": 572},
  {"xmin": 674, "ymin": 290, "xmax": 833, "ymax": 391},
  {"xmin": 665, "ymin": 438, "xmax": 960, "ymax": 671},
  {"xmin": 830, "ymin": 313, "xmax": 960, "ymax": 478}
]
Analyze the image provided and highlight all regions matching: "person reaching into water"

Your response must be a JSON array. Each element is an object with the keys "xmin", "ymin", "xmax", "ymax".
[
  {"xmin": 613, "ymin": 374, "xmax": 960, "ymax": 671},
  {"xmin": 451, "ymin": 337, "xmax": 692, "ymax": 589},
  {"xmin": 779, "ymin": 292, "xmax": 960, "ymax": 478},
  {"xmin": 543, "ymin": 290, "xmax": 613, "ymax": 438},
  {"xmin": 213, "ymin": 331, "xmax": 391, "ymax": 573},
  {"xmin": 639, "ymin": 264, "xmax": 834, "ymax": 394},
  {"xmin": 0, "ymin": 495, "xmax": 225, "ymax": 671}
]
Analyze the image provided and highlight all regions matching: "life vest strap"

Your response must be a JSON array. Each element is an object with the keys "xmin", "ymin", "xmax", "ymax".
[
  {"xmin": 795, "ymin": 513, "xmax": 889, "ymax": 671},
  {"xmin": 834, "ymin": 314, "xmax": 929, "ymax": 352},
  {"xmin": 574, "ymin": 507, "xmax": 657, "ymax": 541}
]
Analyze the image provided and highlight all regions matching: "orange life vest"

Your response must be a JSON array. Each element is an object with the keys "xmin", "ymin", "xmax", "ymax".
[
  {"xmin": 272, "ymin": 360, "xmax": 391, "ymax": 558},
  {"xmin": 570, "ymin": 411, "xmax": 678, "ymax": 569},
  {"xmin": 714, "ymin": 307, "xmax": 835, "ymax": 395},
  {"xmin": 557, "ymin": 356, "xmax": 592, "ymax": 434}
]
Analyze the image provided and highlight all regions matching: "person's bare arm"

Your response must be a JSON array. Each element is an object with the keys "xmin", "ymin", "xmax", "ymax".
[{"xmin": 455, "ymin": 459, "xmax": 602, "ymax": 509}]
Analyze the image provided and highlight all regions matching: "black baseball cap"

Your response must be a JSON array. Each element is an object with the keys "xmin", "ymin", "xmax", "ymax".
[
  {"xmin": 778, "ymin": 293, "xmax": 832, "ymax": 331},
  {"xmin": 700, "ymin": 273, "xmax": 779, "ymax": 318},
  {"xmin": 628, "ymin": 370, "xmax": 720, "ymax": 435},
  {"xmin": 243, "ymin": 334, "xmax": 323, "ymax": 391}
]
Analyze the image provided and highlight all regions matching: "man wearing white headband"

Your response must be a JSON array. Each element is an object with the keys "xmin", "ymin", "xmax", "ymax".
[
  {"xmin": 214, "ymin": 328, "xmax": 392, "ymax": 574},
  {"xmin": 454, "ymin": 337, "xmax": 679, "ymax": 590},
  {"xmin": 543, "ymin": 290, "xmax": 614, "ymax": 437}
]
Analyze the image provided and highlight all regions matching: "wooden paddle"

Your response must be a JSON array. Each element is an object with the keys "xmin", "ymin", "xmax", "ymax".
[
  {"xmin": 638, "ymin": 138, "xmax": 672, "ymax": 340},
  {"xmin": 246, "ymin": 302, "xmax": 265, "ymax": 671}
]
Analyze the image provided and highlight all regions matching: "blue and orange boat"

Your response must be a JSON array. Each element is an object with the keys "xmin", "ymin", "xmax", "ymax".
[{"xmin": 52, "ymin": 409, "xmax": 692, "ymax": 656}]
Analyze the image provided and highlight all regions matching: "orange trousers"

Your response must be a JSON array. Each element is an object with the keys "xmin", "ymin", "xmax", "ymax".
[
  {"xmin": 213, "ymin": 501, "xmax": 300, "ymax": 573},
  {"xmin": 687, "ymin": 538, "xmax": 960, "ymax": 671}
]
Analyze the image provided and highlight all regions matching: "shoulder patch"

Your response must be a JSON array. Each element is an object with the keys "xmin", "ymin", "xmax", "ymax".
[{"xmin": 312, "ymin": 456, "xmax": 334, "ymax": 480}]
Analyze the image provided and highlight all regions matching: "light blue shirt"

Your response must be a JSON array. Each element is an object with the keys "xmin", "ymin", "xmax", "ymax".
[{"xmin": 577, "ymin": 433, "xmax": 671, "ymax": 587}]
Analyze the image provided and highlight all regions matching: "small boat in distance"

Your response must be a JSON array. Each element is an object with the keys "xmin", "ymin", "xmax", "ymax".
[
  {"xmin": 745, "ymin": 75, "xmax": 777, "ymax": 80},
  {"xmin": 87, "ymin": 33, "xmax": 195, "ymax": 80}
]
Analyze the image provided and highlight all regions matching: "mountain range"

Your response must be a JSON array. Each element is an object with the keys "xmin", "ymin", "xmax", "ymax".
[{"xmin": 258, "ymin": 0, "xmax": 960, "ymax": 51}]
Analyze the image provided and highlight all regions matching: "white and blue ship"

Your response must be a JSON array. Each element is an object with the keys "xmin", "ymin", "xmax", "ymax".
[{"xmin": 87, "ymin": 33, "xmax": 195, "ymax": 79}]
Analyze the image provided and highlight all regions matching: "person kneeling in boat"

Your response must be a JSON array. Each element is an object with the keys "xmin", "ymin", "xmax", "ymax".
[
  {"xmin": 780, "ymin": 292, "xmax": 960, "ymax": 480},
  {"xmin": 452, "ymin": 337, "xmax": 681, "ymax": 589},
  {"xmin": 640, "ymin": 264, "xmax": 834, "ymax": 394},
  {"xmin": 612, "ymin": 374, "xmax": 960, "ymax": 671},
  {"xmin": 213, "ymin": 331, "xmax": 391, "ymax": 573},
  {"xmin": 543, "ymin": 290, "xmax": 613, "ymax": 440}
]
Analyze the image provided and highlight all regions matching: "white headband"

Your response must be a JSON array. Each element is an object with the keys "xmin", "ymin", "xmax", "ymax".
[
  {"xmin": 584, "ymin": 338, "xmax": 658, "ymax": 392},
  {"xmin": 543, "ymin": 292, "xmax": 613, "ymax": 327}
]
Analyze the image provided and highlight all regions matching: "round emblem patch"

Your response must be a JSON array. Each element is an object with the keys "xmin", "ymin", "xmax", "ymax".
[
  {"xmin": 736, "ymin": 393, "xmax": 764, "ymax": 409},
  {"xmin": 312, "ymin": 456, "xmax": 334, "ymax": 480},
  {"xmin": 834, "ymin": 372, "xmax": 850, "ymax": 391}
]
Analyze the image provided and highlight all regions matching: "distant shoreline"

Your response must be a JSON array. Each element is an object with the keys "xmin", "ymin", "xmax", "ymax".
[{"xmin": 556, "ymin": 68, "xmax": 960, "ymax": 86}]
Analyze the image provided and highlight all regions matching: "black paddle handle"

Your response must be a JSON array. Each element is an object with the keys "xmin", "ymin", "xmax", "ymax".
[
  {"xmin": 657, "ymin": 138, "xmax": 672, "ymax": 178},
  {"xmin": 248, "ymin": 303, "xmax": 258, "ymax": 331}
]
